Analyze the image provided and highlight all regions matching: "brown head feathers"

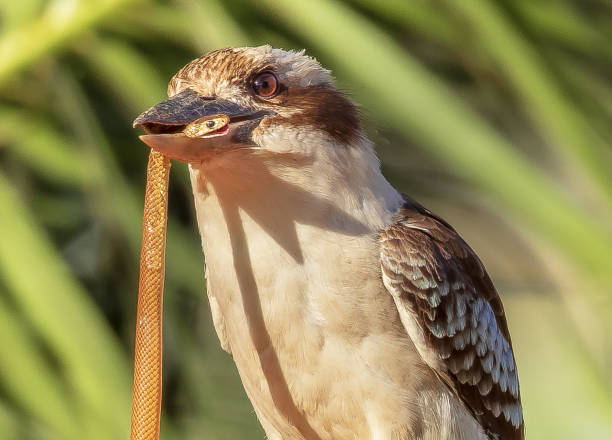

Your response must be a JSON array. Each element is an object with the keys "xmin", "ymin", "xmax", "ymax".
[{"xmin": 168, "ymin": 46, "xmax": 361, "ymax": 145}]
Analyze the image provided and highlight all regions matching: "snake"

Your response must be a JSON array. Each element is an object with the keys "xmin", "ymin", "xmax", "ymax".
[
  {"xmin": 130, "ymin": 149, "xmax": 170, "ymax": 440},
  {"xmin": 130, "ymin": 115, "xmax": 230, "ymax": 440}
]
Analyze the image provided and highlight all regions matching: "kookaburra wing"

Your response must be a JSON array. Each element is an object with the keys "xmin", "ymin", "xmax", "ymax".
[
  {"xmin": 380, "ymin": 198, "xmax": 523, "ymax": 439},
  {"xmin": 134, "ymin": 45, "xmax": 523, "ymax": 440}
]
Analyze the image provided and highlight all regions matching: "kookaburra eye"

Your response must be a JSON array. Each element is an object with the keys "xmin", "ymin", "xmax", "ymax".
[{"xmin": 253, "ymin": 72, "xmax": 278, "ymax": 97}]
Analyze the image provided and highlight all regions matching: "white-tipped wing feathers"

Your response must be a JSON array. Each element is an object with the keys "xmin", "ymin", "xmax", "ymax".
[{"xmin": 379, "ymin": 199, "xmax": 524, "ymax": 439}]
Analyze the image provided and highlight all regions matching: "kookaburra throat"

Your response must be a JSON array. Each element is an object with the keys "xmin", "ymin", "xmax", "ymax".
[{"xmin": 133, "ymin": 46, "xmax": 524, "ymax": 440}]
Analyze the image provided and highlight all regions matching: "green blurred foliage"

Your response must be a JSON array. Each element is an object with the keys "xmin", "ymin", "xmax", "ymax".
[{"xmin": 0, "ymin": 0, "xmax": 611, "ymax": 438}]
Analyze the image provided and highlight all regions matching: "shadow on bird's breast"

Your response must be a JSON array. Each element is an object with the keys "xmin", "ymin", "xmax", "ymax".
[{"xmin": 199, "ymin": 152, "xmax": 371, "ymax": 264}]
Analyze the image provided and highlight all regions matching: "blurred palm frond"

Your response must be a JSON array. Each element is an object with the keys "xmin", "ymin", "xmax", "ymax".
[{"xmin": 0, "ymin": 1, "xmax": 611, "ymax": 439}]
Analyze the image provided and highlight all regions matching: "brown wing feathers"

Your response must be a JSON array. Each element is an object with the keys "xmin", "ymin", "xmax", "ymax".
[{"xmin": 380, "ymin": 199, "xmax": 523, "ymax": 439}]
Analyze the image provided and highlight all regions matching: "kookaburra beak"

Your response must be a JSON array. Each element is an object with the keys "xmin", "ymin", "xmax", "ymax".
[{"xmin": 133, "ymin": 88, "xmax": 269, "ymax": 162}]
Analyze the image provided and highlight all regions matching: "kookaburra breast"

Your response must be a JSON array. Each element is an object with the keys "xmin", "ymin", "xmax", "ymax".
[{"xmin": 134, "ymin": 45, "xmax": 524, "ymax": 440}]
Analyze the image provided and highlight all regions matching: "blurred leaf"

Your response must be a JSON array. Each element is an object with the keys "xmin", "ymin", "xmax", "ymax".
[
  {"xmin": 347, "ymin": 0, "xmax": 455, "ymax": 44},
  {"xmin": 448, "ymin": 0, "xmax": 612, "ymax": 210},
  {"xmin": 0, "ymin": 0, "xmax": 45, "ymax": 32},
  {"xmin": 0, "ymin": 398, "xmax": 23, "ymax": 440},
  {"xmin": 0, "ymin": 294, "xmax": 78, "ymax": 440},
  {"xmin": 176, "ymin": 0, "xmax": 249, "ymax": 51},
  {"xmin": 512, "ymin": 0, "xmax": 612, "ymax": 60},
  {"xmin": 0, "ymin": 107, "xmax": 96, "ymax": 186},
  {"xmin": 0, "ymin": 171, "xmax": 131, "ymax": 439},
  {"xmin": 102, "ymin": 4, "xmax": 193, "ymax": 47},
  {"xmin": 33, "ymin": 193, "xmax": 87, "ymax": 229},
  {"xmin": 80, "ymin": 38, "xmax": 167, "ymax": 115},
  {"xmin": 548, "ymin": 51, "xmax": 612, "ymax": 138},
  {"xmin": 506, "ymin": 295, "xmax": 612, "ymax": 440},
  {"xmin": 0, "ymin": 0, "xmax": 144, "ymax": 87}
]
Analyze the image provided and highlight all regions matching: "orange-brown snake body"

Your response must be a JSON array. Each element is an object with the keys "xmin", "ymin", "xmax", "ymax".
[
  {"xmin": 130, "ymin": 150, "xmax": 171, "ymax": 440},
  {"xmin": 130, "ymin": 114, "xmax": 228, "ymax": 439}
]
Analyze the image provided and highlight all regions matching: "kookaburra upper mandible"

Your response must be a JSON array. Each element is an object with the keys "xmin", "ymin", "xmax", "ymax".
[{"xmin": 134, "ymin": 46, "xmax": 523, "ymax": 440}]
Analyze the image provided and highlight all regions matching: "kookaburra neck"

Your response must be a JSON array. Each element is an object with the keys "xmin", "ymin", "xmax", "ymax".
[
  {"xmin": 134, "ymin": 45, "xmax": 524, "ymax": 440},
  {"xmin": 189, "ymin": 136, "xmax": 405, "ymax": 238}
]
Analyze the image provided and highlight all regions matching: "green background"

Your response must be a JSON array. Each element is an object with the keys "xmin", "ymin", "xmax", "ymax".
[{"xmin": 1, "ymin": 0, "xmax": 611, "ymax": 438}]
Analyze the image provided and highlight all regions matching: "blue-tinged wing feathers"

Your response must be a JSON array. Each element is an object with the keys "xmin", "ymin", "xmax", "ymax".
[{"xmin": 379, "ymin": 198, "xmax": 524, "ymax": 440}]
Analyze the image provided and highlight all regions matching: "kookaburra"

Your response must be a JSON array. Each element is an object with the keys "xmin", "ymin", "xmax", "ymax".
[{"xmin": 134, "ymin": 46, "xmax": 523, "ymax": 440}]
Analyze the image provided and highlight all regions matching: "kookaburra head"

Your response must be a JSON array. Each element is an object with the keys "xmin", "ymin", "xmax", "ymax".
[
  {"xmin": 132, "ymin": 45, "xmax": 393, "ymax": 231},
  {"xmin": 134, "ymin": 45, "xmax": 362, "ymax": 160},
  {"xmin": 134, "ymin": 46, "xmax": 524, "ymax": 440}
]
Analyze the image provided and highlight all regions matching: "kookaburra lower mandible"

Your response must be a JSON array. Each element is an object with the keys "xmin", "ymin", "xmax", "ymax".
[{"xmin": 133, "ymin": 46, "xmax": 523, "ymax": 440}]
